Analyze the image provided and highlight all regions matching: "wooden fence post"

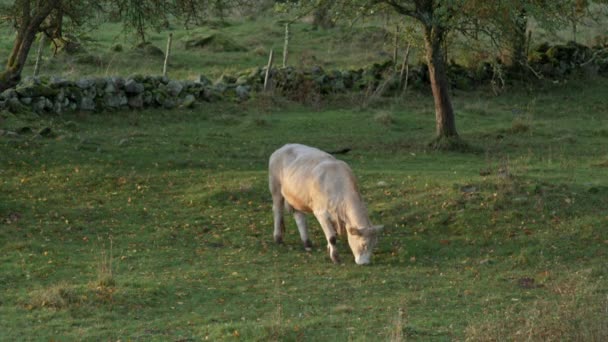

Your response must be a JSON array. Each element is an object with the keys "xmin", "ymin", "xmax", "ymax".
[
  {"xmin": 33, "ymin": 34, "xmax": 46, "ymax": 77},
  {"xmin": 400, "ymin": 42, "xmax": 411, "ymax": 93},
  {"xmin": 163, "ymin": 33, "xmax": 173, "ymax": 77},
  {"xmin": 393, "ymin": 25, "xmax": 399, "ymax": 65},
  {"xmin": 282, "ymin": 23, "xmax": 289, "ymax": 68},
  {"xmin": 264, "ymin": 49, "xmax": 274, "ymax": 92}
]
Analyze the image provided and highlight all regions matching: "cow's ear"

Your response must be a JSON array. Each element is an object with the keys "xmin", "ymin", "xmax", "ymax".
[{"xmin": 348, "ymin": 227, "xmax": 363, "ymax": 236}]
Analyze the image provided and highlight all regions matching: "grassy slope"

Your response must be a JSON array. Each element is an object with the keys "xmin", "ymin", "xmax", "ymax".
[
  {"xmin": 2, "ymin": 77, "xmax": 608, "ymax": 340},
  {"xmin": 1, "ymin": 5, "xmax": 608, "ymax": 340}
]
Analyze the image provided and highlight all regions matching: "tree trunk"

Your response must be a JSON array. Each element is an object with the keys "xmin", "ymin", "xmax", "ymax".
[
  {"xmin": 0, "ymin": 1, "xmax": 56, "ymax": 92},
  {"xmin": 312, "ymin": 2, "xmax": 334, "ymax": 30},
  {"xmin": 423, "ymin": 25, "xmax": 458, "ymax": 139},
  {"xmin": 509, "ymin": 8, "xmax": 528, "ymax": 71}
]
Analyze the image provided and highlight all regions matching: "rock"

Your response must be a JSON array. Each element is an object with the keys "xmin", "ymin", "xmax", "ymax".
[
  {"xmin": 124, "ymin": 79, "xmax": 144, "ymax": 94},
  {"xmin": 1, "ymin": 88, "xmax": 17, "ymax": 100},
  {"xmin": 202, "ymin": 87, "xmax": 222, "ymax": 102},
  {"xmin": 143, "ymin": 91, "xmax": 154, "ymax": 106},
  {"xmin": 153, "ymin": 89, "xmax": 168, "ymax": 105},
  {"xmin": 32, "ymin": 97, "xmax": 53, "ymax": 112},
  {"xmin": 314, "ymin": 74, "xmax": 328, "ymax": 86},
  {"xmin": 163, "ymin": 98, "xmax": 177, "ymax": 109},
  {"xmin": 197, "ymin": 75, "xmax": 212, "ymax": 86},
  {"xmin": 83, "ymin": 87, "xmax": 97, "ymax": 99},
  {"xmin": 15, "ymin": 84, "xmax": 58, "ymax": 98},
  {"xmin": 105, "ymin": 93, "xmax": 128, "ymax": 108},
  {"xmin": 186, "ymin": 82, "xmax": 205, "ymax": 97},
  {"xmin": 128, "ymin": 94, "xmax": 144, "ymax": 108},
  {"xmin": 460, "ymin": 185, "xmax": 478, "ymax": 193},
  {"xmin": 104, "ymin": 80, "xmax": 117, "ymax": 94},
  {"xmin": 180, "ymin": 94, "xmax": 196, "ymax": 108},
  {"xmin": 166, "ymin": 80, "xmax": 183, "ymax": 97},
  {"xmin": 79, "ymin": 97, "xmax": 96, "ymax": 111},
  {"xmin": 7, "ymin": 98, "xmax": 29, "ymax": 114},
  {"xmin": 55, "ymin": 88, "xmax": 65, "ymax": 102},
  {"xmin": 332, "ymin": 78, "xmax": 346, "ymax": 92},
  {"xmin": 182, "ymin": 80, "xmax": 196, "ymax": 90},
  {"xmin": 49, "ymin": 76, "xmax": 70, "ymax": 88},
  {"xmin": 235, "ymin": 85, "xmax": 250, "ymax": 101},
  {"xmin": 213, "ymin": 82, "xmax": 228, "ymax": 94},
  {"xmin": 76, "ymin": 78, "xmax": 94, "ymax": 89},
  {"xmin": 112, "ymin": 77, "xmax": 126, "ymax": 90},
  {"xmin": 53, "ymin": 101, "xmax": 64, "ymax": 113},
  {"xmin": 65, "ymin": 87, "xmax": 83, "ymax": 102}
]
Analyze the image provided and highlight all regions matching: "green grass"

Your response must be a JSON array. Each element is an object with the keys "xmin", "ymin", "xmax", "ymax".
[{"xmin": 2, "ymin": 77, "xmax": 608, "ymax": 340}]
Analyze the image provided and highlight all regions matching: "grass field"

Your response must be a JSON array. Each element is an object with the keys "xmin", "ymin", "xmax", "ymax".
[{"xmin": 2, "ymin": 76, "xmax": 607, "ymax": 340}]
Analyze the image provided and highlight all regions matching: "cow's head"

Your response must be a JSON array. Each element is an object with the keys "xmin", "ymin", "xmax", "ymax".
[{"xmin": 347, "ymin": 225, "xmax": 383, "ymax": 265}]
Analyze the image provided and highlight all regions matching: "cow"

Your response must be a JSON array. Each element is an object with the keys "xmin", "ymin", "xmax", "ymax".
[{"xmin": 268, "ymin": 143, "xmax": 383, "ymax": 265}]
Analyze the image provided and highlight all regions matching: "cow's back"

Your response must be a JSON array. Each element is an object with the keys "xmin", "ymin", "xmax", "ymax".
[{"xmin": 269, "ymin": 144, "xmax": 357, "ymax": 213}]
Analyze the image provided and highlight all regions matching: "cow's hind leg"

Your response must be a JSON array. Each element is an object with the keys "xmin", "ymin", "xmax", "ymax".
[
  {"xmin": 314, "ymin": 211, "xmax": 340, "ymax": 263},
  {"xmin": 293, "ymin": 211, "xmax": 312, "ymax": 251},
  {"xmin": 270, "ymin": 180, "xmax": 285, "ymax": 244}
]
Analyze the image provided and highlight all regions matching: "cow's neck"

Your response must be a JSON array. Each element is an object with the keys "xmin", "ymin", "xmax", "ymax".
[{"xmin": 342, "ymin": 194, "xmax": 372, "ymax": 229}]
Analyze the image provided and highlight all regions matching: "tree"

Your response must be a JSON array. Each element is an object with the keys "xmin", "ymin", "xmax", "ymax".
[
  {"xmin": 0, "ymin": 0, "xmax": 247, "ymax": 92},
  {"xmin": 280, "ymin": 0, "xmax": 461, "ymax": 144},
  {"xmin": 1, "ymin": 0, "xmax": 58, "ymax": 92},
  {"xmin": 288, "ymin": 0, "xmax": 606, "ymax": 145},
  {"xmin": 370, "ymin": 1, "xmax": 461, "ymax": 144},
  {"xmin": 0, "ymin": 0, "xmax": 105, "ymax": 92}
]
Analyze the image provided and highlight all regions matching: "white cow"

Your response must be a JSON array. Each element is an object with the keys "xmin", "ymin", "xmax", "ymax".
[{"xmin": 268, "ymin": 143, "xmax": 382, "ymax": 265}]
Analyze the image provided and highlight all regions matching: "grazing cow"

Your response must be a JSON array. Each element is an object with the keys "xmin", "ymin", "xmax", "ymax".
[{"xmin": 268, "ymin": 143, "xmax": 383, "ymax": 265}]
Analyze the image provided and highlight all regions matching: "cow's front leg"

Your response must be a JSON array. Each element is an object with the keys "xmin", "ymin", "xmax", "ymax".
[
  {"xmin": 293, "ymin": 211, "xmax": 312, "ymax": 251},
  {"xmin": 314, "ymin": 212, "xmax": 340, "ymax": 263}
]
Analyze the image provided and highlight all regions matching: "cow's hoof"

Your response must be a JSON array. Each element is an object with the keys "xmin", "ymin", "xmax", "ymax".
[
  {"xmin": 330, "ymin": 251, "xmax": 341, "ymax": 264},
  {"xmin": 274, "ymin": 235, "xmax": 284, "ymax": 244},
  {"xmin": 303, "ymin": 239, "xmax": 313, "ymax": 252}
]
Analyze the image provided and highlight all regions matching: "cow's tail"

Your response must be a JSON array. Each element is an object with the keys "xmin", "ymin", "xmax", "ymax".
[{"xmin": 326, "ymin": 147, "xmax": 351, "ymax": 155}]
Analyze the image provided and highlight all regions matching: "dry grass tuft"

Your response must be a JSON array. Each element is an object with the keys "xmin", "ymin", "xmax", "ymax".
[
  {"xmin": 388, "ymin": 306, "xmax": 408, "ymax": 342},
  {"xmin": 465, "ymin": 270, "xmax": 608, "ymax": 341},
  {"xmin": 27, "ymin": 282, "xmax": 82, "ymax": 310},
  {"xmin": 374, "ymin": 111, "xmax": 396, "ymax": 126}
]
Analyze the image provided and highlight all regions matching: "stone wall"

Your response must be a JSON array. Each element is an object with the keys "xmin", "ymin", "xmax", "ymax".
[{"xmin": 1, "ymin": 41, "xmax": 607, "ymax": 115}]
